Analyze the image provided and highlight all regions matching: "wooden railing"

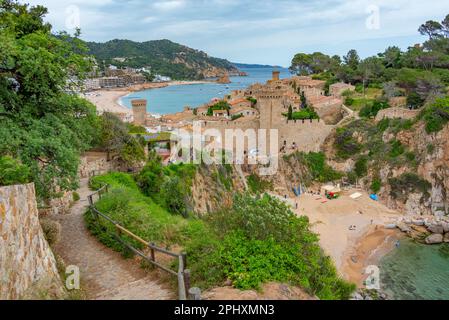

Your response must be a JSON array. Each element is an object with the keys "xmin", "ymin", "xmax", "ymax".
[{"xmin": 87, "ymin": 183, "xmax": 197, "ymax": 300}]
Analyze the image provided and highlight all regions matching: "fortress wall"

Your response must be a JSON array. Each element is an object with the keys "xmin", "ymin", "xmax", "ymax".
[
  {"xmin": 375, "ymin": 107, "xmax": 420, "ymax": 122},
  {"xmin": 0, "ymin": 183, "xmax": 63, "ymax": 299},
  {"xmin": 314, "ymin": 102, "xmax": 344, "ymax": 125},
  {"xmin": 279, "ymin": 120, "xmax": 333, "ymax": 153}
]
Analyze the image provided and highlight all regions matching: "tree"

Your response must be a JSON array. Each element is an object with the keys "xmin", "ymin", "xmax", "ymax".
[
  {"xmin": 290, "ymin": 53, "xmax": 313, "ymax": 75},
  {"xmin": 287, "ymin": 105, "xmax": 293, "ymax": 120},
  {"xmin": 357, "ymin": 56, "xmax": 385, "ymax": 85},
  {"xmin": 419, "ymin": 20, "xmax": 444, "ymax": 39},
  {"xmin": 381, "ymin": 46, "xmax": 402, "ymax": 68},
  {"xmin": 0, "ymin": 1, "xmax": 98, "ymax": 199},
  {"xmin": 98, "ymin": 113, "xmax": 145, "ymax": 167},
  {"xmin": 300, "ymin": 91, "xmax": 307, "ymax": 108},
  {"xmin": 343, "ymin": 50, "xmax": 360, "ymax": 70},
  {"xmin": 0, "ymin": 156, "xmax": 30, "ymax": 186}
]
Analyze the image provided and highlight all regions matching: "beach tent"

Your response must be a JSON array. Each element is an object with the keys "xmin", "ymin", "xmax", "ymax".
[{"xmin": 321, "ymin": 185, "xmax": 341, "ymax": 200}]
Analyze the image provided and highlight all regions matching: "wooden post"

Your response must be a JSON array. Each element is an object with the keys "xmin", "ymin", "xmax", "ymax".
[
  {"xmin": 184, "ymin": 269, "xmax": 191, "ymax": 296},
  {"xmin": 181, "ymin": 252, "xmax": 187, "ymax": 270},
  {"xmin": 188, "ymin": 287, "xmax": 202, "ymax": 301},
  {"xmin": 150, "ymin": 243, "xmax": 155, "ymax": 263},
  {"xmin": 177, "ymin": 255, "xmax": 187, "ymax": 300}
]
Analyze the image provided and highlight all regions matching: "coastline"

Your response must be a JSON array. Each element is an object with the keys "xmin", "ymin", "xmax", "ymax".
[
  {"xmin": 83, "ymin": 80, "xmax": 213, "ymax": 116},
  {"xmin": 341, "ymin": 226, "xmax": 403, "ymax": 287}
]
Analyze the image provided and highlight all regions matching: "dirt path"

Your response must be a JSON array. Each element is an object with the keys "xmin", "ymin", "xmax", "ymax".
[{"xmin": 52, "ymin": 178, "xmax": 174, "ymax": 300}]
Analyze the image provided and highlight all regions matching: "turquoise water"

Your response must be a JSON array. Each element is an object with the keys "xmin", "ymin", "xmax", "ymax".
[
  {"xmin": 380, "ymin": 239, "xmax": 449, "ymax": 300},
  {"xmin": 120, "ymin": 67, "xmax": 291, "ymax": 115}
]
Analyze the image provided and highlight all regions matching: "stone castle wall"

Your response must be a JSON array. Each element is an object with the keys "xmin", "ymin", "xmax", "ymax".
[
  {"xmin": 0, "ymin": 183, "xmax": 63, "ymax": 299},
  {"xmin": 375, "ymin": 107, "xmax": 420, "ymax": 122},
  {"xmin": 279, "ymin": 119, "xmax": 334, "ymax": 153},
  {"xmin": 78, "ymin": 151, "xmax": 114, "ymax": 179}
]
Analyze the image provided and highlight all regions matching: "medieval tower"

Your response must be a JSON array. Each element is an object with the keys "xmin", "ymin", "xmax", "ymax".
[{"xmin": 131, "ymin": 99, "xmax": 147, "ymax": 126}]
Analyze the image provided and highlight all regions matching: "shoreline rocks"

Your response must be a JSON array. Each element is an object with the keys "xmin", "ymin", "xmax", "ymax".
[{"xmin": 393, "ymin": 215, "xmax": 449, "ymax": 245}]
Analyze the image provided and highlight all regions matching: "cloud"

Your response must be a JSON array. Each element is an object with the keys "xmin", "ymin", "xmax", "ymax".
[
  {"xmin": 152, "ymin": 0, "xmax": 185, "ymax": 11},
  {"xmin": 20, "ymin": 0, "xmax": 449, "ymax": 66}
]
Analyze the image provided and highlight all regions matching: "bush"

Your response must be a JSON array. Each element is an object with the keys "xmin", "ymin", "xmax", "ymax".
[
  {"xmin": 135, "ymin": 154, "xmax": 165, "ymax": 196},
  {"xmin": 72, "ymin": 192, "xmax": 80, "ymax": 202},
  {"xmin": 89, "ymin": 172, "xmax": 138, "ymax": 191},
  {"xmin": 421, "ymin": 97, "xmax": 449, "ymax": 134},
  {"xmin": 247, "ymin": 174, "xmax": 273, "ymax": 194},
  {"xmin": 297, "ymin": 152, "xmax": 342, "ymax": 183},
  {"xmin": 160, "ymin": 176, "xmax": 189, "ymax": 217},
  {"xmin": 370, "ymin": 178, "xmax": 382, "ymax": 193},
  {"xmin": 40, "ymin": 218, "xmax": 61, "ymax": 247},
  {"xmin": 0, "ymin": 156, "xmax": 30, "ymax": 186},
  {"xmin": 335, "ymin": 128, "xmax": 362, "ymax": 159},
  {"xmin": 389, "ymin": 140, "xmax": 405, "ymax": 158},
  {"xmin": 389, "ymin": 173, "xmax": 432, "ymax": 201},
  {"xmin": 188, "ymin": 194, "xmax": 355, "ymax": 299},
  {"xmin": 359, "ymin": 100, "xmax": 389, "ymax": 118},
  {"xmin": 354, "ymin": 157, "xmax": 368, "ymax": 178}
]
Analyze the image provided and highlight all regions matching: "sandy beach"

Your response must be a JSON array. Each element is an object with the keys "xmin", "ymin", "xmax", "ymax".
[{"xmin": 293, "ymin": 189, "xmax": 402, "ymax": 286}]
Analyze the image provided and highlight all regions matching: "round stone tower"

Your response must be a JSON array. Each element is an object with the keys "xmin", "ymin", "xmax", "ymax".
[{"xmin": 131, "ymin": 99, "xmax": 147, "ymax": 126}]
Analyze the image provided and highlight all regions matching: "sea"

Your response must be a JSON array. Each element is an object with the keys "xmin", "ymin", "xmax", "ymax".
[
  {"xmin": 380, "ymin": 239, "xmax": 449, "ymax": 300},
  {"xmin": 119, "ymin": 66, "xmax": 291, "ymax": 115}
]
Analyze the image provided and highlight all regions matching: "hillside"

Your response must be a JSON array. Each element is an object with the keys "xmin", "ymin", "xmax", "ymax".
[{"xmin": 86, "ymin": 39, "xmax": 239, "ymax": 80}]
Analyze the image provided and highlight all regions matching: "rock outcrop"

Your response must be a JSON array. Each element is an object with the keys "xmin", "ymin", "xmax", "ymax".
[
  {"xmin": 0, "ymin": 183, "xmax": 63, "ymax": 299},
  {"xmin": 425, "ymin": 234, "xmax": 444, "ymax": 244}
]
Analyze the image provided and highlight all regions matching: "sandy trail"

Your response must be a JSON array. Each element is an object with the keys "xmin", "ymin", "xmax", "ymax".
[{"xmin": 51, "ymin": 178, "xmax": 173, "ymax": 300}]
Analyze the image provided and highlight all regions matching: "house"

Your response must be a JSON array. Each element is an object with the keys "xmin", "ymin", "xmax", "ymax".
[
  {"xmin": 329, "ymin": 82, "xmax": 355, "ymax": 98},
  {"xmin": 229, "ymin": 98, "xmax": 252, "ymax": 109},
  {"xmin": 212, "ymin": 109, "xmax": 229, "ymax": 118},
  {"xmin": 229, "ymin": 105, "xmax": 257, "ymax": 117}
]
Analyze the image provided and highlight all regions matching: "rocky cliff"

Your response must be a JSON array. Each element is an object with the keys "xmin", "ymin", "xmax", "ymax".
[
  {"xmin": 0, "ymin": 183, "xmax": 63, "ymax": 299},
  {"xmin": 323, "ymin": 118, "xmax": 449, "ymax": 217}
]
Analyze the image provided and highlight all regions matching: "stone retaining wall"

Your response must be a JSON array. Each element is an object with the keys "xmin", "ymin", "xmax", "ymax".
[{"xmin": 0, "ymin": 183, "xmax": 63, "ymax": 299}]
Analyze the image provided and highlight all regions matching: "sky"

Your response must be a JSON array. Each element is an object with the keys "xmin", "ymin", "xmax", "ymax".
[{"xmin": 23, "ymin": 0, "xmax": 449, "ymax": 67}]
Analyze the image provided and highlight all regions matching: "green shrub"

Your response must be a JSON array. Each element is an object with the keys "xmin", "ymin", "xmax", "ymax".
[
  {"xmin": 389, "ymin": 173, "xmax": 432, "ymax": 201},
  {"xmin": 135, "ymin": 154, "xmax": 165, "ymax": 196},
  {"xmin": 89, "ymin": 172, "xmax": 138, "ymax": 191},
  {"xmin": 297, "ymin": 152, "xmax": 343, "ymax": 183},
  {"xmin": 370, "ymin": 178, "xmax": 382, "ymax": 193},
  {"xmin": 0, "ymin": 156, "xmax": 30, "ymax": 186},
  {"xmin": 421, "ymin": 97, "xmax": 449, "ymax": 134},
  {"xmin": 389, "ymin": 140, "xmax": 405, "ymax": 158},
  {"xmin": 72, "ymin": 192, "xmax": 80, "ymax": 202},
  {"xmin": 359, "ymin": 100, "xmax": 389, "ymax": 118},
  {"xmin": 405, "ymin": 152, "xmax": 416, "ymax": 161},
  {"xmin": 427, "ymin": 144, "xmax": 435, "ymax": 154},
  {"xmin": 160, "ymin": 176, "xmax": 189, "ymax": 217},
  {"xmin": 188, "ymin": 194, "xmax": 355, "ymax": 299},
  {"xmin": 354, "ymin": 157, "xmax": 368, "ymax": 178},
  {"xmin": 247, "ymin": 174, "xmax": 273, "ymax": 194},
  {"xmin": 344, "ymin": 97, "xmax": 355, "ymax": 106},
  {"xmin": 335, "ymin": 128, "xmax": 362, "ymax": 159}
]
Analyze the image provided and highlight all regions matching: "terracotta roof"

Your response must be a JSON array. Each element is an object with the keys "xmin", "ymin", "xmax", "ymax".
[{"xmin": 229, "ymin": 98, "xmax": 251, "ymax": 106}]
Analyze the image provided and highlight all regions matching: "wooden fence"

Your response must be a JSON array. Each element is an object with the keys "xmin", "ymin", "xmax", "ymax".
[{"xmin": 87, "ymin": 183, "xmax": 200, "ymax": 300}]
